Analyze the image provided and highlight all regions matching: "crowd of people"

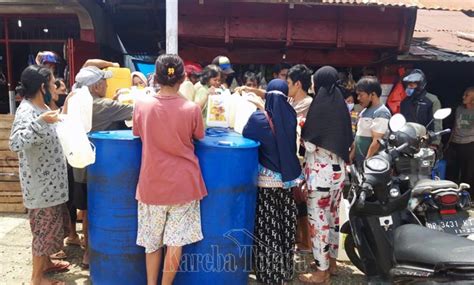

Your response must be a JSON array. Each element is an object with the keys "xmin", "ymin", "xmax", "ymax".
[{"xmin": 8, "ymin": 51, "xmax": 474, "ymax": 285}]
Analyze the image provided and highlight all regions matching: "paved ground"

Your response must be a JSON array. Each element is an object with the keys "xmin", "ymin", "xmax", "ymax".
[{"xmin": 0, "ymin": 213, "xmax": 365, "ymax": 285}]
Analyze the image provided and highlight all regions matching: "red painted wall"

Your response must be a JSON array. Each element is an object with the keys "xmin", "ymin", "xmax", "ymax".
[{"xmin": 178, "ymin": 1, "xmax": 415, "ymax": 65}]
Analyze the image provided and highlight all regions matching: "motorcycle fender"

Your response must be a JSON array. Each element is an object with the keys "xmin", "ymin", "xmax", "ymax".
[{"xmin": 340, "ymin": 221, "xmax": 351, "ymax": 234}]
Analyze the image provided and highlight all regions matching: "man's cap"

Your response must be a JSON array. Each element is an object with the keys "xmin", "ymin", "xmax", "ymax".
[
  {"xmin": 211, "ymin": 56, "xmax": 234, "ymax": 75},
  {"xmin": 41, "ymin": 52, "xmax": 60, "ymax": 64},
  {"xmin": 75, "ymin": 66, "xmax": 113, "ymax": 87}
]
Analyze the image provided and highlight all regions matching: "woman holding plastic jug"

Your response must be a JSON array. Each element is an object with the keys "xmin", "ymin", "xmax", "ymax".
[
  {"xmin": 133, "ymin": 54, "xmax": 207, "ymax": 285},
  {"xmin": 243, "ymin": 79, "xmax": 303, "ymax": 285},
  {"xmin": 194, "ymin": 64, "xmax": 222, "ymax": 118},
  {"xmin": 9, "ymin": 65, "xmax": 71, "ymax": 285}
]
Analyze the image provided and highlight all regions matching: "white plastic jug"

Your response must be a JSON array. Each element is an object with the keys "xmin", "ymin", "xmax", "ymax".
[
  {"xmin": 68, "ymin": 86, "xmax": 93, "ymax": 132},
  {"xmin": 233, "ymin": 94, "xmax": 257, "ymax": 134},
  {"xmin": 56, "ymin": 114, "xmax": 96, "ymax": 168}
]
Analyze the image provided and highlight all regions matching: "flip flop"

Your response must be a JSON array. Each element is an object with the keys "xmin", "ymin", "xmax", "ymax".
[
  {"xmin": 81, "ymin": 250, "xmax": 89, "ymax": 269},
  {"xmin": 310, "ymin": 262, "xmax": 339, "ymax": 275},
  {"xmin": 65, "ymin": 235, "xmax": 83, "ymax": 246},
  {"xmin": 298, "ymin": 272, "xmax": 330, "ymax": 284},
  {"xmin": 43, "ymin": 260, "xmax": 70, "ymax": 274},
  {"xmin": 49, "ymin": 250, "xmax": 67, "ymax": 260}
]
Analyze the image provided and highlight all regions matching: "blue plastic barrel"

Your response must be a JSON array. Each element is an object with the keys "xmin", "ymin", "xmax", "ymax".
[
  {"xmin": 174, "ymin": 129, "xmax": 260, "ymax": 285},
  {"xmin": 88, "ymin": 130, "xmax": 146, "ymax": 285},
  {"xmin": 432, "ymin": 159, "xmax": 447, "ymax": 180}
]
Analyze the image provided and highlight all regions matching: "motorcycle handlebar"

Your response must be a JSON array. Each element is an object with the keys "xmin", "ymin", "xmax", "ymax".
[
  {"xmin": 432, "ymin": 128, "xmax": 451, "ymax": 138},
  {"xmin": 395, "ymin": 142, "xmax": 409, "ymax": 153}
]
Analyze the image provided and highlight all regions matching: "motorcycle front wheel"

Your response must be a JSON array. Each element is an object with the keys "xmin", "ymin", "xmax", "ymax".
[{"xmin": 344, "ymin": 233, "xmax": 366, "ymax": 273}]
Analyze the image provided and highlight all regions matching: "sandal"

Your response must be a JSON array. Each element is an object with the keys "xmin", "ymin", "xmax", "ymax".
[
  {"xmin": 65, "ymin": 235, "xmax": 83, "ymax": 246},
  {"xmin": 310, "ymin": 262, "xmax": 339, "ymax": 275},
  {"xmin": 43, "ymin": 260, "xmax": 70, "ymax": 274},
  {"xmin": 49, "ymin": 250, "xmax": 67, "ymax": 260},
  {"xmin": 298, "ymin": 272, "xmax": 330, "ymax": 284},
  {"xmin": 81, "ymin": 249, "xmax": 89, "ymax": 269}
]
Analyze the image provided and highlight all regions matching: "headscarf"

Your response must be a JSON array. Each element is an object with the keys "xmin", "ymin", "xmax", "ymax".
[
  {"xmin": 243, "ymin": 79, "xmax": 301, "ymax": 183},
  {"xmin": 267, "ymin": 78, "xmax": 288, "ymax": 95},
  {"xmin": 302, "ymin": 66, "xmax": 353, "ymax": 162},
  {"xmin": 131, "ymin": 71, "xmax": 148, "ymax": 87}
]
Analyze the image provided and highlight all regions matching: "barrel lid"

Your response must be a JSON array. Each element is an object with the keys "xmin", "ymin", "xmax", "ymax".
[
  {"xmin": 195, "ymin": 128, "xmax": 259, "ymax": 149},
  {"xmin": 89, "ymin": 130, "xmax": 139, "ymax": 141}
]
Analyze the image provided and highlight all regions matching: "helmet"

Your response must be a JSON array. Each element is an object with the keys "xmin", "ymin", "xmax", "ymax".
[
  {"xmin": 389, "ymin": 123, "xmax": 423, "ymax": 156},
  {"xmin": 40, "ymin": 52, "xmax": 59, "ymax": 65},
  {"xmin": 402, "ymin": 69, "xmax": 427, "ymax": 91}
]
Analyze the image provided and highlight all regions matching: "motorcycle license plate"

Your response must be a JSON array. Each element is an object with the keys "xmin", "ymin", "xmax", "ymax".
[{"xmin": 425, "ymin": 211, "xmax": 474, "ymax": 236}]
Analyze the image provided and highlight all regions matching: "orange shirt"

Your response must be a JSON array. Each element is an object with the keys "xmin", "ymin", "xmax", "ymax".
[{"xmin": 133, "ymin": 95, "xmax": 207, "ymax": 205}]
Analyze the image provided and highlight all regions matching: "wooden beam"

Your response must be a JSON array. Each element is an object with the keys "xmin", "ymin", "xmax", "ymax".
[{"xmin": 336, "ymin": 7, "xmax": 344, "ymax": 48}]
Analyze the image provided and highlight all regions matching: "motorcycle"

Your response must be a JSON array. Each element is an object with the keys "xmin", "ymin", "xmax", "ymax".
[
  {"xmin": 388, "ymin": 108, "xmax": 473, "ymax": 237},
  {"xmin": 341, "ymin": 113, "xmax": 474, "ymax": 283}
]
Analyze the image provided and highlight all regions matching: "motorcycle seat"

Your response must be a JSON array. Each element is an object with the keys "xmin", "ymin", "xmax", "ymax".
[
  {"xmin": 394, "ymin": 224, "xmax": 474, "ymax": 267},
  {"xmin": 412, "ymin": 179, "xmax": 458, "ymax": 195}
]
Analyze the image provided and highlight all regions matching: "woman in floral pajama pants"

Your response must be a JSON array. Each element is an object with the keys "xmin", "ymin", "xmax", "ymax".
[
  {"xmin": 298, "ymin": 66, "xmax": 353, "ymax": 283},
  {"xmin": 305, "ymin": 145, "xmax": 345, "ymax": 272}
]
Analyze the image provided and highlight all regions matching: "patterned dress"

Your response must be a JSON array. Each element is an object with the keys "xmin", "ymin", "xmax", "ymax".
[{"xmin": 253, "ymin": 165, "xmax": 302, "ymax": 284}]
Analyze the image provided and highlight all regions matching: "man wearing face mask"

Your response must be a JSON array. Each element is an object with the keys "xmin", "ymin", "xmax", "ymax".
[{"xmin": 400, "ymin": 69, "xmax": 442, "ymax": 143}]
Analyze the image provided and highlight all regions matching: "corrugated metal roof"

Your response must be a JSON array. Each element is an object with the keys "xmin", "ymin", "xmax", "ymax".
[
  {"xmin": 405, "ymin": 10, "xmax": 474, "ymax": 61},
  {"xmin": 316, "ymin": 0, "xmax": 474, "ymax": 11},
  {"xmin": 261, "ymin": 0, "xmax": 474, "ymax": 11},
  {"xmin": 399, "ymin": 46, "xmax": 474, "ymax": 62}
]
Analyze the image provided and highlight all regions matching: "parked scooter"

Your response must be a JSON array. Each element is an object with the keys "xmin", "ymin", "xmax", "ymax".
[
  {"xmin": 341, "ymin": 113, "xmax": 474, "ymax": 283},
  {"xmin": 388, "ymin": 108, "xmax": 473, "ymax": 237}
]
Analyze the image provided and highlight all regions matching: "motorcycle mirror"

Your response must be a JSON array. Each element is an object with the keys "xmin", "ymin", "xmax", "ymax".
[
  {"xmin": 389, "ymin": 114, "xmax": 406, "ymax": 132},
  {"xmin": 460, "ymin": 183, "xmax": 471, "ymax": 190},
  {"xmin": 433, "ymin": 108, "xmax": 452, "ymax": 120}
]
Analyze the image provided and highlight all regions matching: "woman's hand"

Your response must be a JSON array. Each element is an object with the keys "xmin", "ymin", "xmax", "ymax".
[
  {"xmin": 246, "ymin": 93, "xmax": 265, "ymax": 110},
  {"xmin": 40, "ymin": 110, "xmax": 60, "ymax": 124},
  {"xmin": 234, "ymin": 86, "xmax": 249, "ymax": 94}
]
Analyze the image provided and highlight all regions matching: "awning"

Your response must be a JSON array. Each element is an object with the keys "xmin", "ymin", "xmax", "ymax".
[{"xmin": 398, "ymin": 10, "xmax": 474, "ymax": 62}]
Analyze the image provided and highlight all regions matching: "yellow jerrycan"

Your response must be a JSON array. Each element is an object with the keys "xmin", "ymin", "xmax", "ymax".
[{"xmin": 104, "ymin": 67, "xmax": 132, "ymax": 99}]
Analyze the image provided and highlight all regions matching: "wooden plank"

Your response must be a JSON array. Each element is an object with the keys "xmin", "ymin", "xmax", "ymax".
[
  {"xmin": 0, "ymin": 140, "xmax": 10, "ymax": 150},
  {"xmin": 0, "ymin": 182, "xmax": 21, "ymax": 191},
  {"xmin": 0, "ymin": 159, "xmax": 19, "ymax": 167},
  {"xmin": 0, "ymin": 120, "xmax": 13, "ymax": 129},
  {"xmin": 0, "ymin": 129, "xmax": 11, "ymax": 139},
  {"xmin": 0, "ymin": 174, "xmax": 20, "ymax": 182},
  {"xmin": 0, "ymin": 196, "xmax": 23, "ymax": 203},
  {"xmin": 0, "ymin": 150, "xmax": 18, "ymax": 159},
  {"xmin": 0, "ymin": 191, "xmax": 22, "ymax": 197},
  {"xmin": 0, "ymin": 166, "xmax": 19, "ymax": 175},
  {"xmin": 0, "ymin": 203, "xmax": 26, "ymax": 213}
]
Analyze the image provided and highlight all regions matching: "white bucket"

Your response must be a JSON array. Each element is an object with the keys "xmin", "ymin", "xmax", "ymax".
[{"xmin": 337, "ymin": 198, "xmax": 351, "ymax": 261}]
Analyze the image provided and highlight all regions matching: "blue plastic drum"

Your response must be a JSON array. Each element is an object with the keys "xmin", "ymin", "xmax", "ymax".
[
  {"xmin": 88, "ymin": 130, "xmax": 146, "ymax": 285},
  {"xmin": 174, "ymin": 129, "xmax": 260, "ymax": 285}
]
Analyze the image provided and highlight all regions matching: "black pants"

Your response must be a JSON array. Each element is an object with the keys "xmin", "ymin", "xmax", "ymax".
[
  {"xmin": 253, "ymin": 187, "xmax": 297, "ymax": 285},
  {"xmin": 66, "ymin": 166, "xmax": 77, "ymax": 224},
  {"xmin": 446, "ymin": 142, "xmax": 474, "ymax": 196}
]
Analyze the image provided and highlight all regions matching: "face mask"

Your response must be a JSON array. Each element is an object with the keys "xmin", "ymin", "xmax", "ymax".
[
  {"xmin": 41, "ymin": 88, "xmax": 52, "ymax": 105},
  {"xmin": 405, "ymin": 87, "xmax": 415, "ymax": 97},
  {"xmin": 347, "ymin": 103, "xmax": 355, "ymax": 112}
]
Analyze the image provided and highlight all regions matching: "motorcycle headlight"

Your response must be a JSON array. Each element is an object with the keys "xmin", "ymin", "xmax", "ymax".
[{"xmin": 365, "ymin": 157, "xmax": 389, "ymax": 172}]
